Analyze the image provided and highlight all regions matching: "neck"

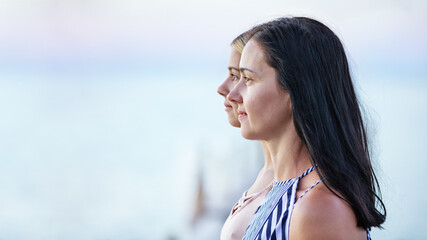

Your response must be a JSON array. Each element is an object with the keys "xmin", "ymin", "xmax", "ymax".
[
  {"xmin": 261, "ymin": 141, "xmax": 273, "ymax": 170},
  {"xmin": 266, "ymin": 128, "xmax": 312, "ymax": 182}
]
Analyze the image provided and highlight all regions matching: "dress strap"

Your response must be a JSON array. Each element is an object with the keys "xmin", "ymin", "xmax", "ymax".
[
  {"xmin": 298, "ymin": 179, "xmax": 322, "ymax": 200},
  {"xmin": 297, "ymin": 165, "xmax": 316, "ymax": 179},
  {"xmin": 230, "ymin": 181, "xmax": 274, "ymax": 216}
]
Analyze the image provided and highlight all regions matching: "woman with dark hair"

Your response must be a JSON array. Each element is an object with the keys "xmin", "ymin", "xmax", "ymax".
[{"xmin": 228, "ymin": 17, "xmax": 386, "ymax": 240}]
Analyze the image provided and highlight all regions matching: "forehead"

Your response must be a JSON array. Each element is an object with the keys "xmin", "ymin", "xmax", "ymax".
[
  {"xmin": 228, "ymin": 48, "xmax": 241, "ymax": 69},
  {"xmin": 240, "ymin": 39, "xmax": 268, "ymax": 71}
]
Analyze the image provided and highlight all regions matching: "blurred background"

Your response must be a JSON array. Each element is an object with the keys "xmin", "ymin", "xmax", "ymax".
[{"xmin": 0, "ymin": 0, "xmax": 426, "ymax": 239}]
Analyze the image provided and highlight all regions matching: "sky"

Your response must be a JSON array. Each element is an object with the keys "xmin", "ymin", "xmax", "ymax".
[{"xmin": 0, "ymin": 0, "xmax": 426, "ymax": 77}]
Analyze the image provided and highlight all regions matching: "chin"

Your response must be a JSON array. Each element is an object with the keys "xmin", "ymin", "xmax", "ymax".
[
  {"xmin": 230, "ymin": 121, "xmax": 241, "ymax": 128},
  {"xmin": 228, "ymin": 117, "xmax": 241, "ymax": 128},
  {"xmin": 240, "ymin": 128, "xmax": 258, "ymax": 140}
]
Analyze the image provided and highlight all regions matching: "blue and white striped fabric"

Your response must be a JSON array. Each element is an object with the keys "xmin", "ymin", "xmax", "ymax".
[
  {"xmin": 242, "ymin": 167, "xmax": 315, "ymax": 240},
  {"xmin": 242, "ymin": 166, "xmax": 372, "ymax": 240}
]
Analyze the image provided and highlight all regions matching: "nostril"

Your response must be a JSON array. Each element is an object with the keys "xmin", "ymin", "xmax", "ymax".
[
  {"xmin": 228, "ymin": 89, "xmax": 242, "ymax": 103},
  {"xmin": 217, "ymin": 88, "xmax": 227, "ymax": 97},
  {"xmin": 227, "ymin": 92, "xmax": 236, "ymax": 103},
  {"xmin": 217, "ymin": 82, "xmax": 229, "ymax": 97}
]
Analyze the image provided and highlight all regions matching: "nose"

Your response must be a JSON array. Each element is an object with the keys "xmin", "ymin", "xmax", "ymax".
[
  {"xmin": 227, "ymin": 79, "xmax": 243, "ymax": 104},
  {"xmin": 217, "ymin": 78, "xmax": 230, "ymax": 97}
]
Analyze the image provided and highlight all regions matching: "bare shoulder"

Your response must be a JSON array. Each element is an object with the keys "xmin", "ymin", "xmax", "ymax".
[{"xmin": 289, "ymin": 182, "xmax": 367, "ymax": 240}]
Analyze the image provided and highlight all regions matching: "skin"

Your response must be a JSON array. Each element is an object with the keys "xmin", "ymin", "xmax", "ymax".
[
  {"xmin": 217, "ymin": 48, "xmax": 242, "ymax": 128},
  {"xmin": 228, "ymin": 38, "xmax": 367, "ymax": 239},
  {"xmin": 192, "ymin": 45, "xmax": 275, "ymax": 227},
  {"xmin": 217, "ymin": 46, "xmax": 274, "ymax": 193},
  {"xmin": 290, "ymin": 181, "xmax": 366, "ymax": 240}
]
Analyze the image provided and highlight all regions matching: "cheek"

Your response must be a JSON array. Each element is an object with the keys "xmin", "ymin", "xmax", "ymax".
[
  {"xmin": 245, "ymin": 90, "xmax": 273, "ymax": 119},
  {"xmin": 246, "ymin": 90, "xmax": 291, "ymax": 126},
  {"xmin": 231, "ymin": 103, "xmax": 239, "ymax": 114}
]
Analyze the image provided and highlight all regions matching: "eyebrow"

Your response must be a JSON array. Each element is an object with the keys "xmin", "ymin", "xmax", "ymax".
[
  {"xmin": 228, "ymin": 66, "xmax": 239, "ymax": 72},
  {"xmin": 239, "ymin": 67, "xmax": 257, "ymax": 75}
]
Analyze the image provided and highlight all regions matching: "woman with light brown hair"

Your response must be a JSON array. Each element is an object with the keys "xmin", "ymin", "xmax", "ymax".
[{"xmin": 217, "ymin": 30, "xmax": 274, "ymax": 240}]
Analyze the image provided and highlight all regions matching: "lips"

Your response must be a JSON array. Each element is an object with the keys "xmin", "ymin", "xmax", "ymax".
[
  {"xmin": 237, "ymin": 109, "xmax": 248, "ymax": 118},
  {"xmin": 224, "ymin": 102, "xmax": 233, "ymax": 111}
]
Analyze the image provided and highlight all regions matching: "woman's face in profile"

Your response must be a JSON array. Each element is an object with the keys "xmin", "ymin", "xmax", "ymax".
[
  {"xmin": 228, "ymin": 39, "xmax": 293, "ymax": 140},
  {"xmin": 217, "ymin": 48, "xmax": 242, "ymax": 128}
]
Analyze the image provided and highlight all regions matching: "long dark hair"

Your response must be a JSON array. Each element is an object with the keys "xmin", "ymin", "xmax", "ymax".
[{"xmin": 250, "ymin": 17, "xmax": 386, "ymax": 229}]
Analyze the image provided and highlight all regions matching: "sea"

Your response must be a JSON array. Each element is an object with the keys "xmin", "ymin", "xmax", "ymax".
[{"xmin": 0, "ymin": 72, "xmax": 426, "ymax": 239}]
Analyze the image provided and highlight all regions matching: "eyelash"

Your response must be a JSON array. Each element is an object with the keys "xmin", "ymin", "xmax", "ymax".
[
  {"xmin": 243, "ymin": 76, "xmax": 253, "ymax": 84},
  {"xmin": 230, "ymin": 74, "xmax": 239, "ymax": 81}
]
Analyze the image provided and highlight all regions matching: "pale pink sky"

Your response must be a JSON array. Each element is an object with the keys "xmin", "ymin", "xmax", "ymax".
[{"xmin": 0, "ymin": 0, "xmax": 425, "ymax": 76}]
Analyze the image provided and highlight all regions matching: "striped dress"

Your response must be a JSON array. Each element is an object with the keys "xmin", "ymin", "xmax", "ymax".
[{"xmin": 242, "ymin": 166, "xmax": 371, "ymax": 240}]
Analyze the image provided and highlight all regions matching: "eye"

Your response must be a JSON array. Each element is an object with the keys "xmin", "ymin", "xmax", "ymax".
[
  {"xmin": 230, "ymin": 73, "xmax": 239, "ymax": 82},
  {"xmin": 244, "ymin": 76, "xmax": 253, "ymax": 84}
]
